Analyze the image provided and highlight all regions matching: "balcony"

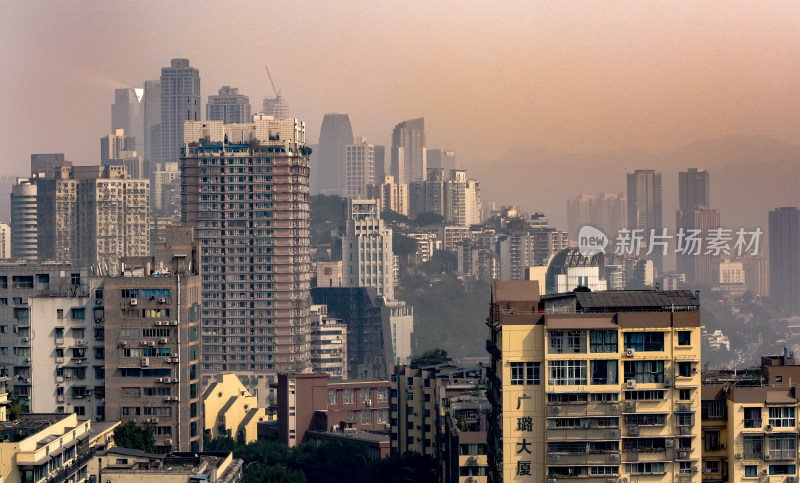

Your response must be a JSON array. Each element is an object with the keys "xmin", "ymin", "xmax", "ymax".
[{"xmin": 743, "ymin": 419, "xmax": 762, "ymax": 428}]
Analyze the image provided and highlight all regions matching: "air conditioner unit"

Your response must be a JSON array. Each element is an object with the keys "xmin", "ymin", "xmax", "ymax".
[
  {"xmin": 679, "ymin": 403, "xmax": 691, "ymax": 411},
  {"xmin": 626, "ymin": 380, "xmax": 637, "ymax": 389},
  {"xmin": 120, "ymin": 341, "xmax": 128, "ymax": 347},
  {"xmin": 547, "ymin": 479, "xmax": 557, "ymax": 483},
  {"xmin": 552, "ymin": 406, "xmax": 562, "ymax": 414},
  {"xmin": 165, "ymin": 439, "xmax": 173, "ymax": 445},
  {"xmin": 626, "ymin": 348, "xmax": 635, "ymax": 357},
  {"xmin": 787, "ymin": 476, "xmax": 797, "ymax": 483},
  {"xmin": 171, "ymin": 321, "xmax": 179, "ymax": 326},
  {"xmin": 172, "ymin": 357, "xmax": 180, "ymax": 363},
  {"xmin": 691, "ymin": 466, "xmax": 699, "ymax": 473},
  {"xmin": 159, "ymin": 338, "xmax": 168, "ymax": 344},
  {"xmin": 77, "ymin": 340, "xmax": 85, "ymax": 346},
  {"xmin": 143, "ymin": 418, "xmax": 151, "ymax": 423},
  {"xmin": 170, "ymin": 377, "xmax": 178, "ymax": 383},
  {"xmin": 766, "ymin": 424, "xmax": 774, "ymax": 431},
  {"xmin": 57, "ymin": 396, "xmax": 64, "ymax": 403},
  {"xmin": 621, "ymin": 478, "xmax": 630, "ymax": 483},
  {"xmin": 95, "ymin": 299, "xmax": 102, "ymax": 305},
  {"xmin": 467, "ymin": 456, "xmax": 477, "ymax": 464},
  {"xmin": 147, "ymin": 341, "xmax": 156, "ymax": 347},
  {"xmin": 611, "ymin": 404, "xmax": 620, "ymax": 412},
  {"xmin": 763, "ymin": 469, "xmax": 769, "ymax": 475},
  {"xmin": 735, "ymin": 453, "xmax": 743, "ymax": 459},
  {"xmin": 158, "ymin": 298, "xmax": 166, "ymax": 304},
  {"xmin": 130, "ymin": 299, "xmax": 138, "ymax": 306},
  {"xmin": 140, "ymin": 340, "xmax": 147, "ymax": 346},
  {"xmin": 23, "ymin": 337, "xmax": 29, "ymax": 342},
  {"xmin": 606, "ymin": 479, "xmax": 618, "ymax": 483},
  {"xmin": 550, "ymin": 455, "xmax": 560, "ymax": 462},
  {"xmin": 65, "ymin": 373, "xmax": 72, "ymax": 379},
  {"xmin": 680, "ymin": 426, "xmax": 691, "ymax": 434},
  {"xmin": 156, "ymin": 321, "xmax": 163, "ymax": 326},
  {"xmin": 678, "ymin": 451, "xmax": 689, "ymax": 459},
  {"xmin": 691, "ymin": 367, "xmax": 698, "ymax": 374},
  {"xmin": 156, "ymin": 378, "xmax": 163, "ymax": 383},
  {"xmin": 151, "ymin": 417, "xmax": 159, "ymax": 424},
  {"xmin": 24, "ymin": 357, "xmax": 30, "ymax": 362},
  {"xmin": 629, "ymin": 426, "xmax": 639, "ymax": 436},
  {"xmin": 665, "ymin": 439, "xmax": 674, "ymax": 448},
  {"xmin": 625, "ymin": 401, "xmax": 636, "ymax": 411},
  {"xmin": 75, "ymin": 360, "xmax": 83, "ymax": 365},
  {"xmin": 141, "ymin": 357, "xmax": 149, "ymax": 367},
  {"xmin": 609, "ymin": 454, "xmax": 620, "ymax": 463},
  {"xmin": 365, "ymin": 400, "xmax": 371, "ymax": 407},
  {"xmin": 664, "ymin": 379, "xmax": 672, "ymax": 387},
  {"xmin": 764, "ymin": 455, "xmax": 773, "ymax": 461}
]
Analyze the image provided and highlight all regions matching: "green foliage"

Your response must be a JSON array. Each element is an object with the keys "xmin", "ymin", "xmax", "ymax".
[
  {"xmin": 420, "ymin": 250, "xmax": 457, "ymax": 274},
  {"xmin": 205, "ymin": 437, "xmax": 437, "ymax": 483},
  {"xmin": 7, "ymin": 393, "xmax": 24, "ymax": 420},
  {"xmin": 400, "ymin": 276, "xmax": 491, "ymax": 358},
  {"xmin": 412, "ymin": 348, "xmax": 449, "ymax": 368},
  {"xmin": 572, "ymin": 285, "xmax": 591, "ymax": 292},
  {"xmin": 413, "ymin": 212, "xmax": 444, "ymax": 227},
  {"xmin": 310, "ymin": 194, "xmax": 344, "ymax": 245},
  {"xmin": 381, "ymin": 209, "xmax": 411, "ymax": 225},
  {"xmin": 392, "ymin": 233, "xmax": 419, "ymax": 257},
  {"xmin": 113, "ymin": 421, "xmax": 156, "ymax": 454}
]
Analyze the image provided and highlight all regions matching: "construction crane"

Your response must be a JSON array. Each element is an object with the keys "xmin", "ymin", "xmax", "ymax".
[{"xmin": 265, "ymin": 65, "xmax": 282, "ymax": 99}]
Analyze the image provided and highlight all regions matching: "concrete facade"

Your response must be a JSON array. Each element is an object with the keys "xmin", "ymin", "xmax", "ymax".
[{"xmin": 340, "ymin": 199, "xmax": 395, "ymax": 300}]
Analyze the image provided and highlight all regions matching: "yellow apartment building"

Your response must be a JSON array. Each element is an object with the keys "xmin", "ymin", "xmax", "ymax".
[
  {"xmin": 487, "ymin": 281, "xmax": 702, "ymax": 483},
  {"xmin": 203, "ymin": 373, "xmax": 273, "ymax": 444}
]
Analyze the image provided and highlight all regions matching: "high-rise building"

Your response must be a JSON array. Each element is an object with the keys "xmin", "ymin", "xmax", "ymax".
[
  {"xmin": 30, "ymin": 153, "xmax": 71, "ymax": 178},
  {"xmin": 391, "ymin": 118, "xmax": 426, "ymax": 184},
  {"xmin": 100, "ymin": 129, "xmax": 146, "ymax": 178},
  {"xmin": 345, "ymin": 137, "xmax": 375, "ymax": 199},
  {"xmin": 769, "ymin": 207, "xmax": 800, "ymax": 315},
  {"xmin": 486, "ymin": 281, "xmax": 702, "ymax": 483},
  {"xmin": 340, "ymin": 199, "xmax": 394, "ymax": 300},
  {"xmin": 367, "ymin": 175, "xmax": 408, "ymax": 216},
  {"xmin": 104, "ymin": 227, "xmax": 203, "ymax": 452},
  {"xmin": 262, "ymin": 93, "xmax": 290, "ymax": 119},
  {"xmin": 676, "ymin": 169, "xmax": 717, "ymax": 286},
  {"xmin": 207, "ymin": 86, "xmax": 251, "ymax": 124},
  {"xmin": 627, "ymin": 169, "xmax": 663, "ymax": 273},
  {"xmin": 382, "ymin": 300, "xmax": 413, "ymax": 365},
  {"xmin": 567, "ymin": 193, "xmax": 626, "ymax": 243},
  {"xmin": 111, "ymin": 87, "xmax": 144, "ymax": 151},
  {"xmin": 679, "ymin": 168, "xmax": 710, "ymax": 212},
  {"xmin": 426, "ymin": 148, "xmax": 456, "ymax": 173},
  {"xmin": 35, "ymin": 166, "xmax": 150, "ymax": 274},
  {"xmin": 10, "ymin": 178, "xmax": 37, "ymax": 259},
  {"xmin": 143, "ymin": 80, "xmax": 162, "ymax": 167},
  {"xmin": 182, "ymin": 117, "xmax": 312, "ymax": 402},
  {"xmin": 374, "ymin": 145, "xmax": 386, "ymax": 180},
  {"xmin": 161, "ymin": 59, "xmax": 201, "ymax": 166},
  {"xmin": 0, "ymin": 222, "xmax": 9, "ymax": 258},
  {"xmin": 315, "ymin": 113, "xmax": 354, "ymax": 195},
  {"xmin": 309, "ymin": 304, "xmax": 348, "ymax": 379}
]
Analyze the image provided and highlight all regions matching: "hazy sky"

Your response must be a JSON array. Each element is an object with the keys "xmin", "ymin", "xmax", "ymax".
[{"xmin": 3, "ymin": 1, "xmax": 800, "ymax": 181}]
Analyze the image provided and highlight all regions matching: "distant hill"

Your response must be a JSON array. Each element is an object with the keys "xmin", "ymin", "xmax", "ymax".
[{"xmin": 465, "ymin": 135, "xmax": 800, "ymax": 233}]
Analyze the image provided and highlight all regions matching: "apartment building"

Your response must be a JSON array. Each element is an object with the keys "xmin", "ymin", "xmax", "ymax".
[
  {"xmin": 95, "ymin": 448, "xmax": 242, "ymax": 483},
  {"xmin": 182, "ymin": 118, "xmax": 312, "ymax": 400},
  {"xmin": 103, "ymin": 227, "xmax": 203, "ymax": 452},
  {"xmin": 486, "ymin": 281, "xmax": 702, "ymax": 483},
  {"xmin": 309, "ymin": 304, "xmax": 348, "ymax": 378},
  {"xmin": 340, "ymin": 198, "xmax": 395, "ymax": 300},
  {"xmin": 0, "ymin": 260, "xmax": 90, "ymax": 408},
  {"xmin": 273, "ymin": 373, "xmax": 390, "ymax": 447},
  {"xmin": 203, "ymin": 373, "xmax": 272, "ymax": 444}
]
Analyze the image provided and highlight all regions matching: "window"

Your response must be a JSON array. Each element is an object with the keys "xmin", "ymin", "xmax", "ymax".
[
  {"xmin": 71, "ymin": 273, "xmax": 81, "ymax": 286},
  {"xmin": 71, "ymin": 308, "xmax": 85, "ymax": 320},
  {"xmin": 625, "ymin": 414, "xmax": 666, "ymax": 426},
  {"xmin": 376, "ymin": 388, "xmax": 388, "ymax": 402},
  {"xmin": 769, "ymin": 435, "xmax": 796, "ymax": 460},
  {"xmin": 625, "ymin": 462, "xmax": 665, "ymax": 475},
  {"xmin": 677, "ymin": 413, "xmax": 693, "ymax": 427},
  {"xmin": 549, "ymin": 360, "xmax": 587, "ymax": 385},
  {"xmin": 743, "ymin": 435, "xmax": 763, "ymax": 459},
  {"xmin": 56, "ymin": 309, "xmax": 63, "ymax": 320},
  {"xmin": 121, "ymin": 289, "xmax": 139, "ymax": 298},
  {"xmin": 328, "ymin": 390, "xmax": 337, "ymax": 405},
  {"xmin": 548, "ymin": 393, "xmax": 588, "ymax": 404},
  {"xmin": 590, "ymin": 393, "xmax": 619, "ymax": 402},
  {"xmin": 624, "ymin": 332, "xmax": 664, "ymax": 352},
  {"xmin": 744, "ymin": 407, "xmax": 762, "ymax": 428},
  {"xmin": 624, "ymin": 360, "xmax": 665, "ymax": 383},
  {"xmin": 511, "ymin": 362, "xmax": 540, "ymax": 385},
  {"xmin": 679, "ymin": 462, "xmax": 692, "ymax": 474},
  {"xmin": 589, "ymin": 330, "xmax": 618, "ymax": 353},
  {"xmin": 678, "ymin": 362, "xmax": 692, "ymax": 377},
  {"xmin": 702, "ymin": 400, "xmax": 726, "ymax": 419},
  {"xmin": 590, "ymin": 360, "xmax": 618, "ymax": 385},
  {"xmin": 624, "ymin": 390, "xmax": 666, "ymax": 400},
  {"xmin": 744, "ymin": 465, "xmax": 758, "ymax": 477},
  {"xmin": 342, "ymin": 389, "xmax": 354, "ymax": 404},
  {"xmin": 361, "ymin": 410, "xmax": 372, "ymax": 425},
  {"xmin": 549, "ymin": 330, "xmax": 586, "ymax": 353},
  {"xmin": 705, "ymin": 461, "xmax": 720, "ymax": 474},
  {"xmin": 769, "ymin": 465, "xmax": 796, "ymax": 475},
  {"xmin": 677, "ymin": 331, "xmax": 691, "ymax": 346},
  {"xmin": 679, "ymin": 389, "xmax": 691, "ymax": 401},
  {"xmin": 769, "ymin": 407, "xmax": 795, "ymax": 427},
  {"xmin": 360, "ymin": 389, "xmax": 371, "ymax": 403},
  {"xmin": 704, "ymin": 430, "xmax": 720, "ymax": 451}
]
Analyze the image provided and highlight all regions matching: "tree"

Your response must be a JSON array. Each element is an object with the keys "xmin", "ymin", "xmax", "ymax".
[
  {"xmin": 392, "ymin": 233, "xmax": 418, "ymax": 257},
  {"xmin": 413, "ymin": 212, "xmax": 444, "ymax": 227},
  {"xmin": 420, "ymin": 250, "xmax": 457, "ymax": 274},
  {"xmin": 381, "ymin": 209, "xmax": 410, "ymax": 225},
  {"xmin": 113, "ymin": 421, "xmax": 156, "ymax": 454},
  {"xmin": 7, "ymin": 393, "xmax": 24, "ymax": 420},
  {"xmin": 310, "ymin": 194, "xmax": 344, "ymax": 245},
  {"xmin": 573, "ymin": 286, "xmax": 591, "ymax": 292},
  {"xmin": 412, "ymin": 348, "xmax": 449, "ymax": 368}
]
